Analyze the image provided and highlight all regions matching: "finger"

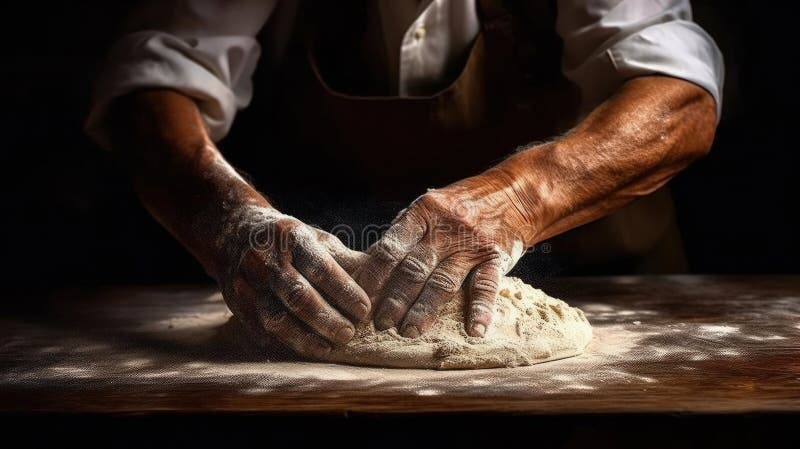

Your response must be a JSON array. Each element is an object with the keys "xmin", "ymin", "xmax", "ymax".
[
  {"xmin": 269, "ymin": 265, "xmax": 356, "ymax": 345},
  {"xmin": 225, "ymin": 277, "xmax": 273, "ymax": 342},
  {"xmin": 226, "ymin": 278, "xmax": 300, "ymax": 357},
  {"xmin": 227, "ymin": 278, "xmax": 331, "ymax": 359},
  {"xmin": 293, "ymin": 238, "xmax": 371, "ymax": 322},
  {"xmin": 356, "ymin": 210, "xmax": 426, "ymax": 296},
  {"xmin": 373, "ymin": 244, "xmax": 437, "ymax": 332},
  {"xmin": 313, "ymin": 228, "xmax": 369, "ymax": 275},
  {"xmin": 399, "ymin": 256, "xmax": 471, "ymax": 338},
  {"xmin": 466, "ymin": 259, "xmax": 502, "ymax": 337},
  {"xmin": 257, "ymin": 302, "xmax": 333, "ymax": 360}
]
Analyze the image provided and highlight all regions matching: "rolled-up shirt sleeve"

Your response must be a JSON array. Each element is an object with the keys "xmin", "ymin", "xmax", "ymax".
[
  {"xmin": 86, "ymin": 0, "xmax": 276, "ymax": 149},
  {"xmin": 556, "ymin": 0, "xmax": 724, "ymax": 120}
]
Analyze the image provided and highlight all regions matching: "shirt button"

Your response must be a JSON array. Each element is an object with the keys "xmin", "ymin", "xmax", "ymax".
[{"xmin": 414, "ymin": 27, "xmax": 426, "ymax": 40}]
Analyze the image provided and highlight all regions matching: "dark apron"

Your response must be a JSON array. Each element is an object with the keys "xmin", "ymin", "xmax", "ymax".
[{"xmin": 235, "ymin": 0, "xmax": 686, "ymax": 274}]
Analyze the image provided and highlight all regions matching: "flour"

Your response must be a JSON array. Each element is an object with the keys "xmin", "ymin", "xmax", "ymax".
[{"xmin": 321, "ymin": 276, "xmax": 592, "ymax": 369}]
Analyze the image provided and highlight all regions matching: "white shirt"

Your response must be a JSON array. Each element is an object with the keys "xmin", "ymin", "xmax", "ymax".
[{"xmin": 86, "ymin": 0, "xmax": 724, "ymax": 148}]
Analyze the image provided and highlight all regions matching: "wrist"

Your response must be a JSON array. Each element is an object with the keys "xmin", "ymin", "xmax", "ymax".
[
  {"xmin": 488, "ymin": 147, "xmax": 564, "ymax": 245},
  {"xmin": 446, "ymin": 165, "xmax": 540, "ymax": 247}
]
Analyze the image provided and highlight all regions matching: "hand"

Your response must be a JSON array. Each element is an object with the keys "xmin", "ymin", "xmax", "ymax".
[
  {"xmin": 356, "ymin": 172, "xmax": 534, "ymax": 338},
  {"xmin": 217, "ymin": 205, "xmax": 370, "ymax": 359}
]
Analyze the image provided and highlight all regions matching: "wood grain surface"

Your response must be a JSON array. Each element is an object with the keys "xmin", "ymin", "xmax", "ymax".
[{"xmin": 1, "ymin": 276, "xmax": 798, "ymax": 414}]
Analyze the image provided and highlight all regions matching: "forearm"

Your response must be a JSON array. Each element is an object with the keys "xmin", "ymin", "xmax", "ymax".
[
  {"xmin": 492, "ymin": 76, "xmax": 717, "ymax": 245},
  {"xmin": 107, "ymin": 89, "xmax": 270, "ymax": 278}
]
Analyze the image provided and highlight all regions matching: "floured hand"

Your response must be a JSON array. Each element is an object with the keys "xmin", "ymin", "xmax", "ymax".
[
  {"xmin": 356, "ymin": 172, "xmax": 535, "ymax": 339},
  {"xmin": 217, "ymin": 205, "xmax": 370, "ymax": 358},
  {"xmin": 106, "ymin": 89, "xmax": 373, "ymax": 359}
]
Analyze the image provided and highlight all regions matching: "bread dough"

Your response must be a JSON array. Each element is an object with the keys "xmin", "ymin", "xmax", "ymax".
[{"xmin": 321, "ymin": 277, "xmax": 592, "ymax": 369}]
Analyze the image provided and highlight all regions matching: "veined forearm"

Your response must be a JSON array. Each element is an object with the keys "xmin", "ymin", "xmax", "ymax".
[
  {"xmin": 107, "ymin": 89, "xmax": 270, "ymax": 277},
  {"xmin": 493, "ymin": 76, "xmax": 717, "ymax": 245}
]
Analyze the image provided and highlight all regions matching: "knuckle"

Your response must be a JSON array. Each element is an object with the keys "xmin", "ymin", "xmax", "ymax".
[
  {"xmin": 312, "ymin": 227, "xmax": 330, "ymax": 241},
  {"xmin": 286, "ymin": 227, "xmax": 304, "ymax": 247},
  {"xmin": 371, "ymin": 215, "xmax": 427, "ymax": 263},
  {"xmin": 419, "ymin": 192, "xmax": 469, "ymax": 221},
  {"xmin": 275, "ymin": 216, "xmax": 299, "ymax": 230},
  {"xmin": 398, "ymin": 255, "xmax": 431, "ymax": 283},
  {"xmin": 371, "ymin": 239, "xmax": 405, "ymax": 264},
  {"xmin": 278, "ymin": 219, "xmax": 308, "ymax": 248},
  {"xmin": 283, "ymin": 281, "xmax": 313, "ymax": 313},
  {"xmin": 416, "ymin": 193, "xmax": 443, "ymax": 211},
  {"xmin": 426, "ymin": 270, "xmax": 460, "ymax": 293},
  {"xmin": 472, "ymin": 276, "xmax": 499, "ymax": 296},
  {"xmin": 291, "ymin": 223, "xmax": 315, "ymax": 240},
  {"xmin": 394, "ymin": 209, "xmax": 428, "ymax": 237},
  {"xmin": 274, "ymin": 218, "xmax": 297, "ymax": 238},
  {"xmin": 296, "ymin": 257, "xmax": 329, "ymax": 281}
]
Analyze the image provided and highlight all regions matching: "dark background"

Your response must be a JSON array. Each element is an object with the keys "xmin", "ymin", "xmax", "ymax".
[{"xmin": 1, "ymin": 1, "xmax": 797, "ymax": 288}]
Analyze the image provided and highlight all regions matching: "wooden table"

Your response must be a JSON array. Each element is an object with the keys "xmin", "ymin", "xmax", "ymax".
[{"xmin": 1, "ymin": 276, "xmax": 798, "ymax": 414}]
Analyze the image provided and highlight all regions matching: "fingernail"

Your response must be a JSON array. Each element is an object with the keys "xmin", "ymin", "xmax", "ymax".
[
  {"xmin": 335, "ymin": 326, "xmax": 355, "ymax": 344},
  {"xmin": 310, "ymin": 343, "xmax": 331, "ymax": 359},
  {"xmin": 401, "ymin": 325, "xmax": 420, "ymax": 339},
  {"xmin": 471, "ymin": 323, "xmax": 486, "ymax": 337},
  {"xmin": 375, "ymin": 316, "xmax": 395, "ymax": 331}
]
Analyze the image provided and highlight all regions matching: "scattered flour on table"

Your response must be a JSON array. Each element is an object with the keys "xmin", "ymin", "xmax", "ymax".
[
  {"xmin": 697, "ymin": 324, "xmax": 739, "ymax": 336},
  {"xmin": 320, "ymin": 276, "xmax": 592, "ymax": 369}
]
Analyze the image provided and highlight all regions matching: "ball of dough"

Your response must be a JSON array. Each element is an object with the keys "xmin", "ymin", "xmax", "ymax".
[{"xmin": 322, "ymin": 277, "xmax": 592, "ymax": 369}]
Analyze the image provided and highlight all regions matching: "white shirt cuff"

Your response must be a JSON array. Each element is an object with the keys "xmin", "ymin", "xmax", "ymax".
[
  {"xmin": 607, "ymin": 20, "xmax": 724, "ymax": 121},
  {"xmin": 563, "ymin": 18, "xmax": 724, "ymax": 122},
  {"xmin": 85, "ymin": 31, "xmax": 260, "ymax": 150}
]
